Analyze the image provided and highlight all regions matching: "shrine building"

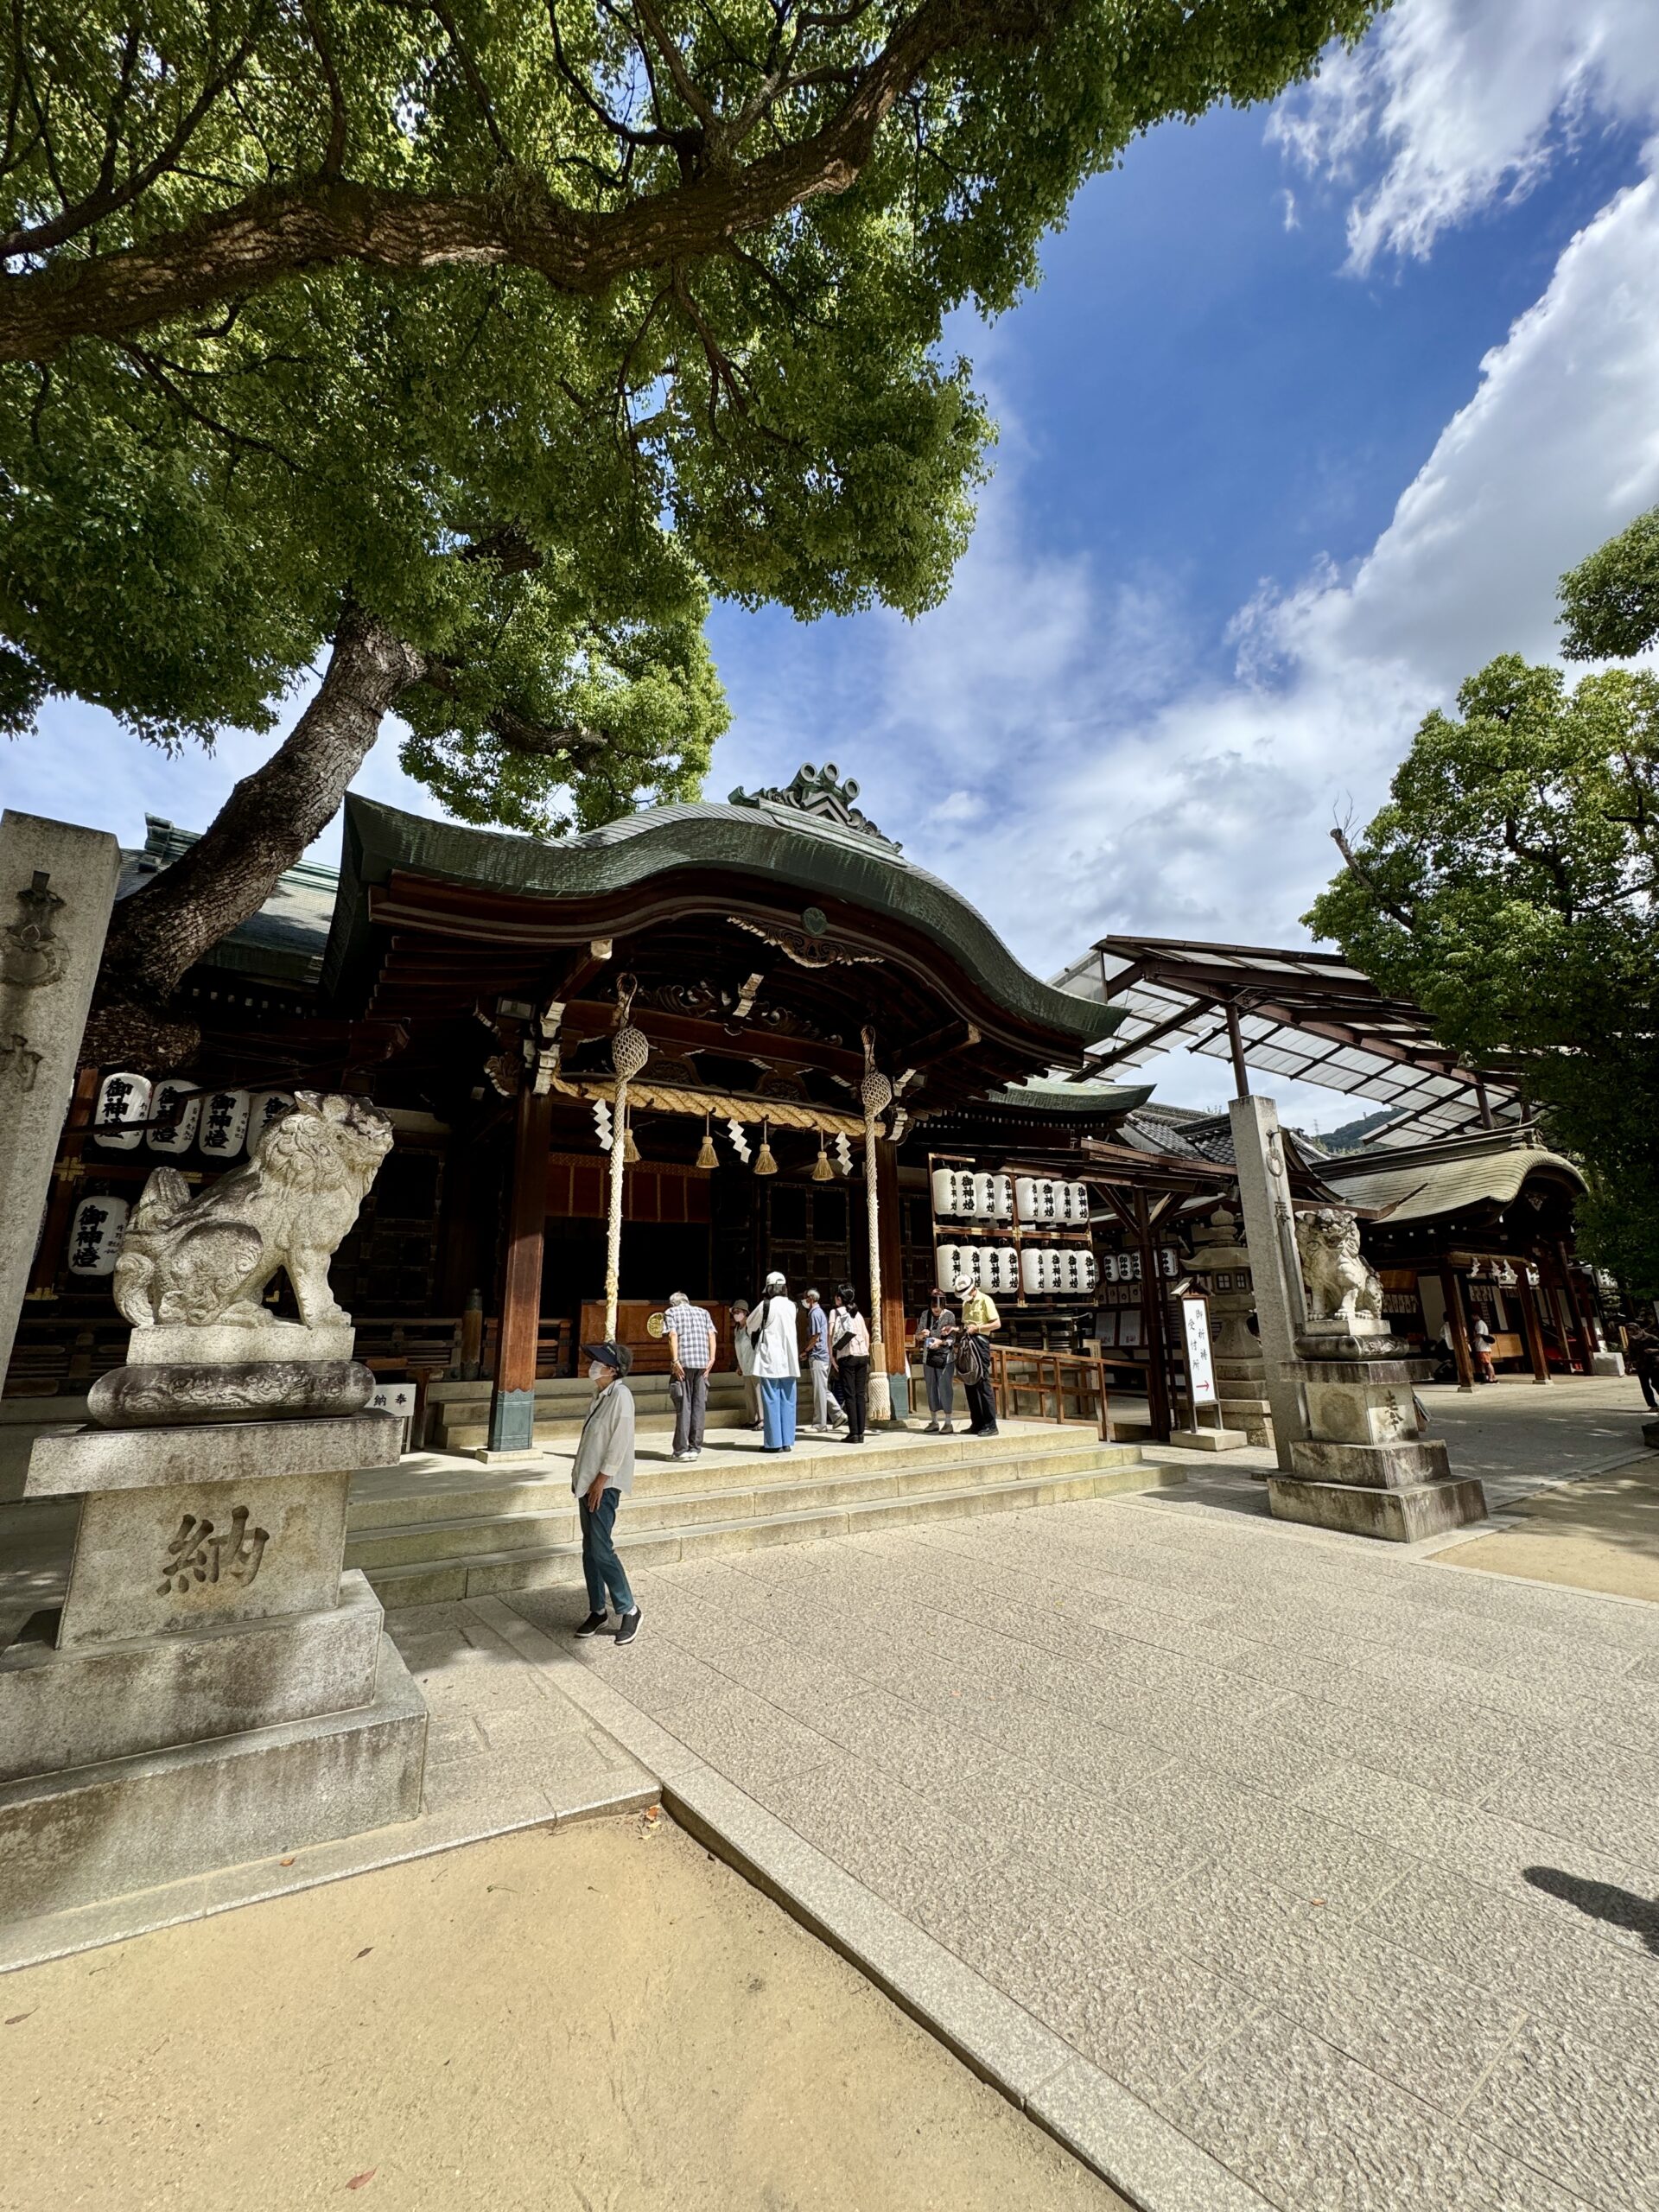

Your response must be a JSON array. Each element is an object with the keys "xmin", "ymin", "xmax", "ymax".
[{"xmin": 21, "ymin": 767, "xmax": 1163, "ymax": 1443}]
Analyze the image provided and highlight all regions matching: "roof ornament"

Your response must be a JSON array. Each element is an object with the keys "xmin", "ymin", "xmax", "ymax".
[{"xmin": 728, "ymin": 763, "xmax": 900, "ymax": 849}]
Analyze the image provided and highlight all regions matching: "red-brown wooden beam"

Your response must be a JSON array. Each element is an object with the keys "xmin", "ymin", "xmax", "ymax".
[{"xmin": 486, "ymin": 1083, "xmax": 554, "ymax": 1452}]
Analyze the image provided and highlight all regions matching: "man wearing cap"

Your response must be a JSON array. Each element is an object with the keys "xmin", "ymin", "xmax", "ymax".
[
  {"xmin": 664, "ymin": 1288, "xmax": 715, "ymax": 1459},
  {"xmin": 955, "ymin": 1272, "xmax": 1001, "ymax": 1438},
  {"xmin": 801, "ymin": 1287, "xmax": 843, "ymax": 1433},
  {"xmin": 573, "ymin": 1341, "xmax": 642, "ymax": 1644}
]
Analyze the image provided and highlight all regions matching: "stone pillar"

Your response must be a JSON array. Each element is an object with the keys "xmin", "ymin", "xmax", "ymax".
[
  {"xmin": 487, "ymin": 1084, "xmax": 553, "ymax": 1455},
  {"xmin": 0, "ymin": 1323, "xmax": 426, "ymax": 1923},
  {"xmin": 1267, "ymin": 1315, "xmax": 1488, "ymax": 1542},
  {"xmin": 1185, "ymin": 1208, "xmax": 1274, "ymax": 1449},
  {"xmin": 1227, "ymin": 1096, "xmax": 1309, "ymax": 1471},
  {"xmin": 0, "ymin": 813, "xmax": 120, "ymax": 1389}
]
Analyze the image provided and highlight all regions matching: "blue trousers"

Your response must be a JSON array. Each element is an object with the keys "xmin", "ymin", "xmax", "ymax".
[
  {"xmin": 580, "ymin": 1484, "xmax": 635, "ymax": 1615},
  {"xmin": 759, "ymin": 1376, "xmax": 798, "ymax": 1450}
]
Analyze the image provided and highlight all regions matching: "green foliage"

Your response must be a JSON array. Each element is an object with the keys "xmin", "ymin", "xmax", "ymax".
[
  {"xmin": 1560, "ymin": 505, "xmax": 1659, "ymax": 662},
  {"xmin": 1306, "ymin": 655, "xmax": 1659, "ymax": 1293},
  {"xmin": 0, "ymin": 0, "xmax": 1380, "ymax": 833}
]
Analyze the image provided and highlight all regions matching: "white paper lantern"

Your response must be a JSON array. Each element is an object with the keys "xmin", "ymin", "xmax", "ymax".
[
  {"xmin": 145, "ymin": 1077, "xmax": 200, "ymax": 1154},
  {"xmin": 198, "ymin": 1089, "xmax": 250, "ymax": 1160},
  {"xmin": 248, "ymin": 1090, "xmax": 296, "ymax": 1147},
  {"xmin": 68, "ymin": 1193, "xmax": 130, "ymax": 1274},
  {"xmin": 931, "ymin": 1168, "xmax": 973, "ymax": 1217},
  {"xmin": 982, "ymin": 1246, "xmax": 1020, "ymax": 1294},
  {"xmin": 92, "ymin": 1071, "xmax": 151, "ymax": 1151},
  {"xmin": 1015, "ymin": 1176, "xmax": 1090, "ymax": 1224},
  {"xmin": 976, "ymin": 1173, "xmax": 1014, "ymax": 1220}
]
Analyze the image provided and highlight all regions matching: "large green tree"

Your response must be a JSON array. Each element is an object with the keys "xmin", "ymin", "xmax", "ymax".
[
  {"xmin": 1307, "ymin": 653, "xmax": 1659, "ymax": 1293},
  {"xmin": 1, "ymin": 0, "xmax": 1381, "ymax": 1058}
]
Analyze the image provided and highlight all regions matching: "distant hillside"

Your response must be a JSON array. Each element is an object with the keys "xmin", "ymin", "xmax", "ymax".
[{"xmin": 1315, "ymin": 1106, "xmax": 1399, "ymax": 1154}]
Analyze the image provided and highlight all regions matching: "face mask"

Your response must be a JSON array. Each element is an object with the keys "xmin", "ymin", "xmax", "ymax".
[{"xmin": 588, "ymin": 1362, "xmax": 608, "ymax": 1382}]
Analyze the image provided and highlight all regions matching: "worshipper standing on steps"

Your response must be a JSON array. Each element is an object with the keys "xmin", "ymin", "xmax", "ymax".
[
  {"xmin": 664, "ymin": 1288, "xmax": 715, "ymax": 1460},
  {"xmin": 731, "ymin": 1297, "xmax": 762, "ymax": 1427},
  {"xmin": 830, "ymin": 1282, "xmax": 872, "ymax": 1444},
  {"xmin": 955, "ymin": 1270, "xmax": 1001, "ymax": 1437},
  {"xmin": 572, "ymin": 1341, "xmax": 641, "ymax": 1645},
  {"xmin": 914, "ymin": 1287, "xmax": 958, "ymax": 1434},
  {"xmin": 802, "ymin": 1287, "xmax": 844, "ymax": 1433},
  {"xmin": 752, "ymin": 1270, "xmax": 800, "ymax": 1453}
]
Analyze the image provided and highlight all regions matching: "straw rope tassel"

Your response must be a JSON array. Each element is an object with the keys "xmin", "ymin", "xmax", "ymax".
[
  {"xmin": 604, "ymin": 977, "xmax": 649, "ymax": 1342},
  {"xmin": 860, "ymin": 1025, "xmax": 895, "ymax": 1424}
]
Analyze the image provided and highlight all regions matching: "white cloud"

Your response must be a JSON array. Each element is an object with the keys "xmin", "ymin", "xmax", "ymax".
[
  {"xmin": 1273, "ymin": 0, "xmax": 1659, "ymax": 269},
  {"xmin": 778, "ymin": 166, "xmax": 1659, "ymax": 1113}
]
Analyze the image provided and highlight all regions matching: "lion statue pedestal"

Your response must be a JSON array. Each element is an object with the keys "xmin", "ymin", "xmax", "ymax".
[
  {"xmin": 0, "ymin": 1094, "xmax": 427, "ymax": 1929},
  {"xmin": 1266, "ymin": 1208, "xmax": 1488, "ymax": 1543}
]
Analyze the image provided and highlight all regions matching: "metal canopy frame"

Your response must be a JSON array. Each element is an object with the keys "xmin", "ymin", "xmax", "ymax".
[{"xmin": 1053, "ymin": 936, "xmax": 1522, "ymax": 1150}]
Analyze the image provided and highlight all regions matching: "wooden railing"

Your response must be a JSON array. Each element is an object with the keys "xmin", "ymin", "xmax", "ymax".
[{"xmin": 989, "ymin": 1346, "xmax": 1113, "ymax": 1441}]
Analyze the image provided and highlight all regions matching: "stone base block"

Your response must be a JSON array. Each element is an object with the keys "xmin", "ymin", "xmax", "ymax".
[
  {"xmin": 24, "ymin": 1412, "xmax": 401, "ymax": 1497},
  {"xmin": 1168, "ymin": 1427, "xmax": 1248, "ymax": 1453},
  {"xmin": 59, "ymin": 1470, "xmax": 351, "ymax": 1647},
  {"xmin": 0, "ymin": 1634, "xmax": 426, "ymax": 1923},
  {"xmin": 1268, "ymin": 1474, "xmax": 1487, "ymax": 1543},
  {"xmin": 1288, "ymin": 1435, "xmax": 1452, "ymax": 1490},
  {"xmin": 127, "ymin": 1320, "xmax": 357, "ymax": 1367},
  {"xmin": 1294, "ymin": 1332, "xmax": 1418, "ymax": 1363},
  {"xmin": 0, "ymin": 1573, "xmax": 384, "ymax": 1783},
  {"xmin": 89, "ymin": 1361, "xmax": 374, "ymax": 1429}
]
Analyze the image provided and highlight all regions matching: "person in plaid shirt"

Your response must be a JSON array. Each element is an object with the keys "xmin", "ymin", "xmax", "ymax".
[{"xmin": 664, "ymin": 1290, "xmax": 715, "ymax": 1459}]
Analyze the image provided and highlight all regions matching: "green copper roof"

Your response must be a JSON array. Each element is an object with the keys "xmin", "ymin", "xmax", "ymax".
[{"xmin": 330, "ymin": 793, "xmax": 1122, "ymax": 1050}]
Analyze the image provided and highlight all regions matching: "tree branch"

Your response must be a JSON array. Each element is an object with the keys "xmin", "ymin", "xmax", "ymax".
[
  {"xmin": 1330, "ymin": 825, "xmax": 1419, "ymax": 931},
  {"xmin": 0, "ymin": 0, "xmax": 1076, "ymax": 365}
]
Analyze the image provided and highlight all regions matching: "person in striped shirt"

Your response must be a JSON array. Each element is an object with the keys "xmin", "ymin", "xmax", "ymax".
[{"xmin": 664, "ymin": 1290, "xmax": 715, "ymax": 1459}]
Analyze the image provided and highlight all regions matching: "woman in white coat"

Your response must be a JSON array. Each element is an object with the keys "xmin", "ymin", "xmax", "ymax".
[{"xmin": 751, "ymin": 1270, "xmax": 800, "ymax": 1452}]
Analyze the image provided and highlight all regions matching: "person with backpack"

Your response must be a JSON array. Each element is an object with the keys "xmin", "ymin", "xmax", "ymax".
[
  {"xmin": 914, "ymin": 1287, "xmax": 958, "ymax": 1433},
  {"xmin": 953, "ymin": 1270, "xmax": 1001, "ymax": 1437},
  {"xmin": 830, "ymin": 1282, "xmax": 872, "ymax": 1443}
]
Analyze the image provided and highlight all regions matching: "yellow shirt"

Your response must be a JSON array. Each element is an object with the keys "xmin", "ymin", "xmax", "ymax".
[{"xmin": 962, "ymin": 1287, "xmax": 999, "ymax": 1332}]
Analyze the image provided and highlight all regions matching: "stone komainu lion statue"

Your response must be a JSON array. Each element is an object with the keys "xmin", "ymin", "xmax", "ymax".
[
  {"xmin": 114, "ymin": 1092, "xmax": 394, "ymax": 1330},
  {"xmin": 1295, "ymin": 1205, "xmax": 1384, "ymax": 1326}
]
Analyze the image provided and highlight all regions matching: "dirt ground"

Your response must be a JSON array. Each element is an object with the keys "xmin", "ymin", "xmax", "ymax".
[
  {"xmin": 2, "ymin": 1811, "xmax": 1122, "ymax": 2212},
  {"xmin": 1430, "ymin": 1452, "xmax": 1659, "ymax": 1604}
]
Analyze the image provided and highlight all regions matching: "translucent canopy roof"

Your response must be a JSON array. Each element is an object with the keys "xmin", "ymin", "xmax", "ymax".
[{"xmin": 1051, "ymin": 936, "xmax": 1522, "ymax": 1150}]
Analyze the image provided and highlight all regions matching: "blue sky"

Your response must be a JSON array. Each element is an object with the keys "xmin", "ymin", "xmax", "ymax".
[{"xmin": 9, "ymin": 0, "xmax": 1659, "ymax": 1129}]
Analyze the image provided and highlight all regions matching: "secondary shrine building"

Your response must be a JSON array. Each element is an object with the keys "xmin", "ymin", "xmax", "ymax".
[{"xmin": 21, "ymin": 768, "xmax": 1160, "ymax": 1440}]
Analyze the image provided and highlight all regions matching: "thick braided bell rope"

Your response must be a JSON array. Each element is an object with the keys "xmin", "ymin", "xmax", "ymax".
[
  {"xmin": 860, "ymin": 1027, "xmax": 894, "ymax": 1422},
  {"xmin": 604, "ymin": 983, "xmax": 649, "ymax": 1339}
]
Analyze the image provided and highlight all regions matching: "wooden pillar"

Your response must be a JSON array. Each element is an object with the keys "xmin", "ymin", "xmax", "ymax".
[
  {"xmin": 1552, "ymin": 1239, "xmax": 1595, "ymax": 1373},
  {"xmin": 1224, "ymin": 1001, "xmax": 1251, "ymax": 1100},
  {"xmin": 1516, "ymin": 1262, "xmax": 1551, "ymax": 1385},
  {"xmin": 1440, "ymin": 1265, "xmax": 1476, "ymax": 1392},
  {"xmin": 874, "ymin": 1137, "xmax": 907, "ymax": 1414},
  {"xmin": 487, "ymin": 1084, "xmax": 553, "ymax": 1452},
  {"xmin": 1136, "ymin": 1192, "xmax": 1174, "ymax": 1442}
]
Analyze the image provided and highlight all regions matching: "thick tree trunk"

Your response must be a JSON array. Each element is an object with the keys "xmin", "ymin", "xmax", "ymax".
[{"xmin": 85, "ymin": 606, "xmax": 427, "ymax": 1068}]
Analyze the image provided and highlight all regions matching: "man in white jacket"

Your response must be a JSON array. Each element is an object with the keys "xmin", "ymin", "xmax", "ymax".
[{"xmin": 751, "ymin": 1270, "xmax": 800, "ymax": 1452}]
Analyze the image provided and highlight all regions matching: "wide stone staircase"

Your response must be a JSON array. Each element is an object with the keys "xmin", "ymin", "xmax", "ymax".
[
  {"xmin": 348, "ymin": 1386, "xmax": 1184, "ymax": 1610},
  {"xmin": 422, "ymin": 1371, "xmax": 753, "ymax": 1456}
]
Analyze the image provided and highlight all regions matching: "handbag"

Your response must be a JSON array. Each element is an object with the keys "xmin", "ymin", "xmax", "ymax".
[{"xmin": 954, "ymin": 1332, "xmax": 988, "ymax": 1382}]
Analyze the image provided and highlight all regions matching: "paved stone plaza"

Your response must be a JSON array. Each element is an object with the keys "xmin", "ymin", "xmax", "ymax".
[{"xmin": 511, "ymin": 1469, "xmax": 1659, "ymax": 2212}]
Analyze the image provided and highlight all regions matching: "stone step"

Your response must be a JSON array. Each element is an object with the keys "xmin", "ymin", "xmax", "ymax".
[
  {"xmin": 347, "ymin": 1429, "xmax": 1144, "ymax": 1529},
  {"xmin": 346, "ymin": 1440, "xmax": 1147, "ymax": 1568},
  {"xmin": 365, "ymin": 1459, "xmax": 1185, "ymax": 1609},
  {"xmin": 432, "ymin": 1406, "xmax": 755, "ymax": 1453},
  {"xmin": 427, "ymin": 1374, "xmax": 749, "ymax": 1410}
]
